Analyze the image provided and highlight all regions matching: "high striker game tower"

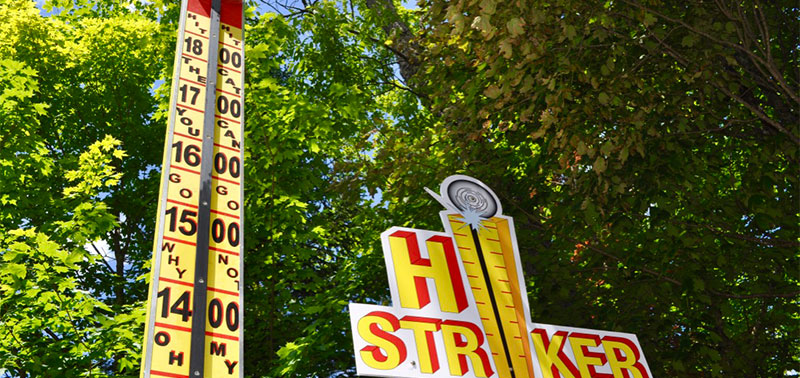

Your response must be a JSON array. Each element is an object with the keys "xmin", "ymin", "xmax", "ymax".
[{"xmin": 141, "ymin": 1, "xmax": 245, "ymax": 377}]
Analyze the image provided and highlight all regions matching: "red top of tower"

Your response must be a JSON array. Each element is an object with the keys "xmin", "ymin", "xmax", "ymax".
[{"xmin": 187, "ymin": 0, "xmax": 244, "ymax": 29}]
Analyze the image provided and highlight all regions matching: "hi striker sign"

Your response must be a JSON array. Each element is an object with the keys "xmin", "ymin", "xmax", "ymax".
[
  {"xmin": 349, "ymin": 175, "xmax": 652, "ymax": 378},
  {"xmin": 141, "ymin": 1, "xmax": 245, "ymax": 377}
]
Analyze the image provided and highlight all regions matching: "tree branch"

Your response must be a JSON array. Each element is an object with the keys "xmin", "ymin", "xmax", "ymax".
[
  {"xmin": 640, "ymin": 13, "xmax": 799, "ymax": 144},
  {"xmin": 501, "ymin": 192, "xmax": 684, "ymax": 286},
  {"xmin": 709, "ymin": 79, "xmax": 800, "ymax": 145},
  {"xmin": 364, "ymin": 0, "xmax": 420, "ymax": 82},
  {"xmin": 622, "ymin": 0, "xmax": 800, "ymax": 106},
  {"xmin": 43, "ymin": 328, "xmax": 62, "ymax": 341},
  {"xmin": 708, "ymin": 289, "xmax": 800, "ymax": 300},
  {"xmin": 90, "ymin": 242, "xmax": 115, "ymax": 273}
]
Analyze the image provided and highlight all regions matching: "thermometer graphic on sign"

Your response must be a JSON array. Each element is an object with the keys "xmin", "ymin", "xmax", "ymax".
[{"xmin": 427, "ymin": 176, "xmax": 535, "ymax": 378}]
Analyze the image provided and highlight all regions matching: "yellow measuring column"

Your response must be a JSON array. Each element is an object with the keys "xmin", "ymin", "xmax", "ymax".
[
  {"xmin": 203, "ymin": 3, "xmax": 245, "ymax": 375},
  {"xmin": 142, "ymin": 1, "xmax": 244, "ymax": 377},
  {"xmin": 447, "ymin": 215, "xmax": 534, "ymax": 378}
]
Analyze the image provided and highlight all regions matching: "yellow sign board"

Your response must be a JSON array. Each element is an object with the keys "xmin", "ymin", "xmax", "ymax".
[
  {"xmin": 142, "ymin": 1, "xmax": 244, "ymax": 377},
  {"xmin": 350, "ymin": 176, "xmax": 653, "ymax": 378}
]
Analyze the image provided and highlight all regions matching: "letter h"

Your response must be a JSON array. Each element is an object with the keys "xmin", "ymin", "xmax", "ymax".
[{"xmin": 387, "ymin": 230, "xmax": 468, "ymax": 313}]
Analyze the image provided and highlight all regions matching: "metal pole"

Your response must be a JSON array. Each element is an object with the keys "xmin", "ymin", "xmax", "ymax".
[{"xmin": 189, "ymin": 0, "xmax": 222, "ymax": 376}]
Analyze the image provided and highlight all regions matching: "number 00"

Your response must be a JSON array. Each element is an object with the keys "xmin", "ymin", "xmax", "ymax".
[
  {"xmin": 212, "ymin": 218, "xmax": 240, "ymax": 247},
  {"xmin": 217, "ymin": 96, "xmax": 241, "ymax": 118},
  {"xmin": 208, "ymin": 298, "xmax": 239, "ymax": 331},
  {"xmin": 214, "ymin": 153, "xmax": 241, "ymax": 178}
]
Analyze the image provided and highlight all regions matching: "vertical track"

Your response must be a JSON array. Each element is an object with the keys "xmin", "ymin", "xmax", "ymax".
[
  {"xmin": 471, "ymin": 228, "xmax": 516, "ymax": 378},
  {"xmin": 189, "ymin": 0, "xmax": 221, "ymax": 376}
]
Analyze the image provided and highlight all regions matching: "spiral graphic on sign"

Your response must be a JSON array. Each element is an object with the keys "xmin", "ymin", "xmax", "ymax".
[{"xmin": 444, "ymin": 178, "xmax": 500, "ymax": 218}]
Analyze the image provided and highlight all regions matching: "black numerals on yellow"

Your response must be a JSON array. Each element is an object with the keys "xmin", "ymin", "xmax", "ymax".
[
  {"xmin": 184, "ymin": 36, "xmax": 203, "ymax": 55},
  {"xmin": 211, "ymin": 218, "xmax": 240, "ymax": 247},
  {"xmin": 214, "ymin": 153, "xmax": 241, "ymax": 178},
  {"xmin": 217, "ymin": 95, "xmax": 241, "ymax": 118},
  {"xmin": 179, "ymin": 84, "xmax": 201, "ymax": 105},
  {"xmin": 172, "ymin": 141, "xmax": 201, "ymax": 166},
  {"xmin": 165, "ymin": 206, "xmax": 198, "ymax": 236},
  {"xmin": 158, "ymin": 287, "xmax": 193, "ymax": 322},
  {"xmin": 219, "ymin": 48, "xmax": 242, "ymax": 68},
  {"xmin": 208, "ymin": 298, "xmax": 239, "ymax": 331}
]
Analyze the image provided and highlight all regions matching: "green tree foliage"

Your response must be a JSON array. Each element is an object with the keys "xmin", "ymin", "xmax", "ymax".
[
  {"xmin": 0, "ymin": 1, "xmax": 168, "ymax": 376},
  {"xmin": 0, "ymin": 137, "xmax": 142, "ymax": 377},
  {"xmin": 384, "ymin": 0, "xmax": 798, "ymax": 376},
  {"xmin": 0, "ymin": 0, "xmax": 796, "ymax": 377},
  {"xmin": 241, "ymin": 3, "xmax": 423, "ymax": 375}
]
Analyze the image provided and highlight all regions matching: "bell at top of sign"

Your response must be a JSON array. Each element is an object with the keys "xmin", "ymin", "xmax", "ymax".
[{"xmin": 425, "ymin": 175, "xmax": 502, "ymax": 230}]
